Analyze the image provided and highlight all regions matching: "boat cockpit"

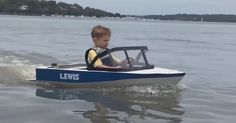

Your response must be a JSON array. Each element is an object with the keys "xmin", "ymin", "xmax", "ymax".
[{"xmin": 87, "ymin": 46, "xmax": 154, "ymax": 71}]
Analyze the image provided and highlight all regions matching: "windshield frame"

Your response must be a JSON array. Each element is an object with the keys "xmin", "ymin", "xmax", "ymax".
[{"xmin": 89, "ymin": 46, "xmax": 154, "ymax": 71}]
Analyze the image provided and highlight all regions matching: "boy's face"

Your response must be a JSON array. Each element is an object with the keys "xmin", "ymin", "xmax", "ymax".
[{"xmin": 93, "ymin": 35, "xmax": 110, "ymax": 48}]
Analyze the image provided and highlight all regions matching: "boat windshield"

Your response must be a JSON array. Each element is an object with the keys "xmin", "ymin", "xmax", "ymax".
[{"xmin": 91, "ymin": 46, "xmax": 154, "ymax": 71}]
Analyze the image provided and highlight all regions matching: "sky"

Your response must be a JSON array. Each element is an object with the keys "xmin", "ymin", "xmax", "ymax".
[{"xmin": 56, "ymin": 0, "xmax": 236, "ymax": 15}]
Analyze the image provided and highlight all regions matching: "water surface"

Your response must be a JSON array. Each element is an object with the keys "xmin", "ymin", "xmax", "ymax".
[{"xmin": 0, "ymin": 15, "xmax": 236, "ymax": 123}]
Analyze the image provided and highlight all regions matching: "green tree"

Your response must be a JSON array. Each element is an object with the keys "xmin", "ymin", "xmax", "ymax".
[{"xmin": 0, "ymin": 0, "xmax": 121, "ymax": 17}]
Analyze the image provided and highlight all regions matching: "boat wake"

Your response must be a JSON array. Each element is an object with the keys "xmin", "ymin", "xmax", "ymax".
[
  {"xmin": 124, "ymin": 83, "xmax": 186, "ymax": 96},
  {"xmin": 126, "ymin": 85, "xmax": 177, "ymax": 95},
  {"xmin": 0, "ymin": 49, "xmax": 66, "ymax": 85},
  {"xmin": 0, "ymin": 55, "xmax": 42, "ymax": 84}
]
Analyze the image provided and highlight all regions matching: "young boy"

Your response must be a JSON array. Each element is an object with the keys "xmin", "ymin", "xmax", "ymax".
[{"xmin": 85, "ymin": 25, "xmax": 120, "ymax": 69}]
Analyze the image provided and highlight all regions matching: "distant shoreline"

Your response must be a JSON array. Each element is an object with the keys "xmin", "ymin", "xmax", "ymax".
[
  {"xmin": 1, "ymin": 13, "xmax": 236, "ymax": 24},
  {"xmin": 1, "ymin": 0, "xmax": 236, "ymax": 23}
]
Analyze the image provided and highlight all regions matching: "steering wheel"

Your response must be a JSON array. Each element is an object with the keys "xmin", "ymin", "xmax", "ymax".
[{"xmin": 121, "ymin": 57, "xmax": 135, "ymax": 68}]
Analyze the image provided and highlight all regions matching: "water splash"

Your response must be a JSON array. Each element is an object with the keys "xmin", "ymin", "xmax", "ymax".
[
  {"xmin": 0, "ymin": 55, "xmax": 43, "ymax": 83},
  {"xmin": 125, "ymin": 84, "xmax": 186, "ymax": 96}
]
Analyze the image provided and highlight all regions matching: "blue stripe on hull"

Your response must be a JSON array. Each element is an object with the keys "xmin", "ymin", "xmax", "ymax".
[{"xmin": 36, "ymin": 68, "xmax": 185, "ymax": 84}]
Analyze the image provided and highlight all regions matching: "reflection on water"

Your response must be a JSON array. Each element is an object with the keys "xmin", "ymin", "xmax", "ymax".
[{"xmin": 36, "ymin": 86, "xmax": 185, "ymax": 123}]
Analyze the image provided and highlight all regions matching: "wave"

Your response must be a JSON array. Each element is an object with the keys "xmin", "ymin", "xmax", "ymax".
[
  {"xmin": 0, "ymin": 55, "xmax": 43, "ymax": 83},
  {"xmin": 125, "ymin": 83, "xmax": 186, "ymax": 96},
  {"xmin": 0, "ymin": 50, "xmax": 61, "ymax": 84},
  {"xmin": 163, "ymin": 38, "xmax": 211, "ymax": 44}
]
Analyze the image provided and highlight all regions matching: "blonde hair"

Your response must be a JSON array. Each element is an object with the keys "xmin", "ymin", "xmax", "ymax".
[{"xmin": 91, "ymin": 25, "xmax": 111, "ymax": 39}]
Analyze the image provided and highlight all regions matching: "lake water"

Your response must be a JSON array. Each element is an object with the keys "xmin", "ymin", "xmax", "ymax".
[{"xmin": 0, "ymin": 15, "xmax": 236, "ymax": 123}]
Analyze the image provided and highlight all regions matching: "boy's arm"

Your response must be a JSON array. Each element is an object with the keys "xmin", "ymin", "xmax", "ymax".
[
  {"xmin": 87, "ymin": 50, "xmax": 103, "ymax": 67},
  {"xmin": 112, "ymin": 55, "xmax": 122, "ymax": 64}
]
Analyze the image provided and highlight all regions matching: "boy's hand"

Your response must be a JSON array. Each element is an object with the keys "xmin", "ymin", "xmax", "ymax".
[{"xmin": 121, "ymin": 57, "xmax": 135, "ymax": 68}]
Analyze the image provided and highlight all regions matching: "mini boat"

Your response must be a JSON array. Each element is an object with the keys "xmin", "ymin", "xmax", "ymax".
[{"xmin": 36, "ymin": 46, "xmax": 185, "ymax": 87}]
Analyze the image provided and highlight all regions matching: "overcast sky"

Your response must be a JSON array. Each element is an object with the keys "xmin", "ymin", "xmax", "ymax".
[{"xmin": 56, "ymin": 0, "xmax": 236, "ymax": 15}]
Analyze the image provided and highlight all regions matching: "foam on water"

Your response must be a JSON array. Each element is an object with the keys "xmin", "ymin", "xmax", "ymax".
[
  {"xmin": 125, "ymin": 83, "xmax": 186, "ymax": 96},
  {"xmin": 0, "ymin": 55, "xmax": 43, "ymax": 83}
]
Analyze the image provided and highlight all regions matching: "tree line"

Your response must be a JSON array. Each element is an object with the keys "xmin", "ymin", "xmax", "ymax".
[{"xmin": 0, "ymin": 0, "xmax": 121, "ymax": 17}]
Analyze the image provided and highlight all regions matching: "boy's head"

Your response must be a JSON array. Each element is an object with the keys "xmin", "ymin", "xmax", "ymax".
[{"xmin": 91, "ymin": 25, "xmax": 111, "ymax": 48}]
